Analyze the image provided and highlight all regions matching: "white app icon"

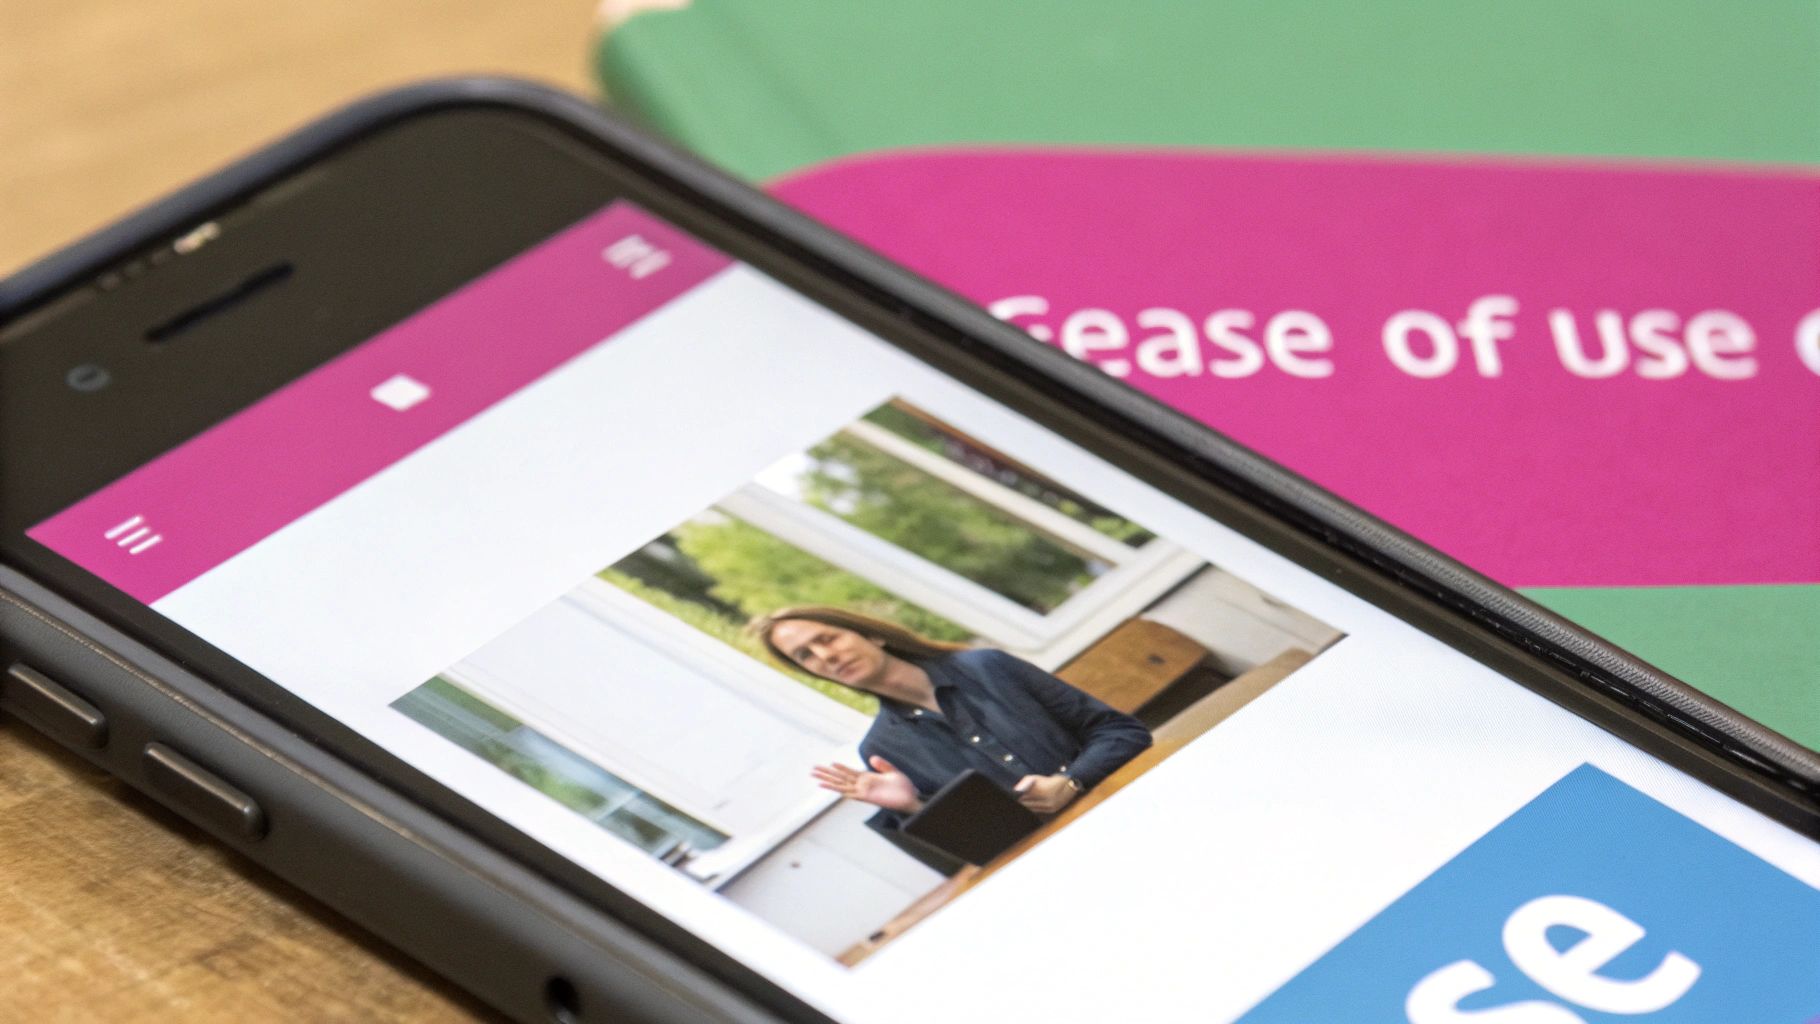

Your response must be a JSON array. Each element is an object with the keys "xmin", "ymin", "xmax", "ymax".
[
  {"xmin": 104, "ymin": 515, "xmax": 163, "ymax": 555},
  {"xmin": 371, "ymin": 373, "xmax": 431, "ymax": 411}
]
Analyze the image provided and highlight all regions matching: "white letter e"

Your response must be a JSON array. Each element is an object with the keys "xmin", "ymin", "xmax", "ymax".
[{"xmin": 1503, "ymin": 895, "xmax": 1700, "ymax": 1014}]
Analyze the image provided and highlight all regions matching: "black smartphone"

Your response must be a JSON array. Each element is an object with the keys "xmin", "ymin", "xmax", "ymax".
[{"xmin": 3, "ymin": 81, "xmax": 1817, "ymax": 1024}]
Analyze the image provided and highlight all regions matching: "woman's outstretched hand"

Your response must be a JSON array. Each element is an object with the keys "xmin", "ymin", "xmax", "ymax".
[{"xmin": 811, "ymin": 756, "xmax": 923, "ymax": 813}]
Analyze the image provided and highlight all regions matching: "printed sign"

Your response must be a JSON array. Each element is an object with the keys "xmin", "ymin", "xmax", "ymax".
[{"xmin": 774, "ymin": 152, "xmax": 1820, "ymax": 591}]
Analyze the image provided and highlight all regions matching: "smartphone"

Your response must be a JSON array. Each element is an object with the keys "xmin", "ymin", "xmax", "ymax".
[{"xmin": 3, "ymin": 80, "xmax": 1817, "ymax": 1024}]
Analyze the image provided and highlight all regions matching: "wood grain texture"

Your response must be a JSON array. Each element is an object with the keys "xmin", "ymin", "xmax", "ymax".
[
  {"xmin": 0, "ymin": 723, "xmax": 496, "ymax": 1022},
  {"xmin": 0, "ymin": 2, "xmax": 599, "ymax": 1019},
  {"xmin": 0, "ymin": 0, "xmax": 600, "ymax": 277}
]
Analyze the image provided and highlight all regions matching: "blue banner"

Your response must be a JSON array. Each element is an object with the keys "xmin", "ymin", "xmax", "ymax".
[{"xmin": 1238, "ymin": 764, "xmax": 1820, "ymax": 1023}]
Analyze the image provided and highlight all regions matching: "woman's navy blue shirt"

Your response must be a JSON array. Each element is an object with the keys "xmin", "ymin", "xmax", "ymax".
[{"xmin": 858, "ymin": 648, "xmax": 1152, "ymax": 832}]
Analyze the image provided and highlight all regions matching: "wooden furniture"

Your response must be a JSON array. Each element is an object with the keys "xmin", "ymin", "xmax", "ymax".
[
  {"xmin": 1, "ymin": 4, "xmax": 596, "ymax": 1019},
  {"xmin": 1054, "ymin": 618, "xmax": 1218, "ymax": 721},
  {"xmin": 0, "ymin": 723, "xmax": 493, "ymax": 1021},
  {"xmin": 839, "ymin": 647, "xmax": 1315, "ymax": 966}
]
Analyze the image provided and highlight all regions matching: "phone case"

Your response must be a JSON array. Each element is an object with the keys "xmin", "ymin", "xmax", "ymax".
[{"xmin": 2, "ymin": 79, "xmax": 1816, "ymax": 1024}]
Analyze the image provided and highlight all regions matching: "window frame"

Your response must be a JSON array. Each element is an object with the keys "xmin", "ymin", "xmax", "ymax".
[
  {"xmin": 446, "ymin": 581, "xmax": 869, "ymax": 887},
  {"xmin": 733, "ymin": 422, "xmax": 1206, "ymax": 668}
]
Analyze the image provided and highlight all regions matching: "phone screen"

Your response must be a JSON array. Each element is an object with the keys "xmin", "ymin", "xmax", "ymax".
[{"xmin": 23, "ymin": 199, "xmax": 1820, "ymax": 1021}]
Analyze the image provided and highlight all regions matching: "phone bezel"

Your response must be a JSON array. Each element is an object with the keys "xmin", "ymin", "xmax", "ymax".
[{"xmin": 3, "ymin": 79, "xmax": 1817, "ymax": 1021}]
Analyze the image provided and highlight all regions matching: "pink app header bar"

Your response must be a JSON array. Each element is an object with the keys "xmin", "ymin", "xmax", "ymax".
[{"xmin": 29, "ymin": 202, "xmax": 731, "ymax": 604}]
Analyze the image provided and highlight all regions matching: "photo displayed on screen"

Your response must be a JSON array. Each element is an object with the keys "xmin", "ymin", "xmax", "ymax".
[{"xmin": 393, "ymin": 397, "xmax": 1343, "ymax": 962}]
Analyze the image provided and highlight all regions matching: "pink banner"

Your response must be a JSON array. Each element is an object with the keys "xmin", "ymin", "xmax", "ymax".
[
  {"xmin": 773, "ymin": 151, "xmax": 1820, "ymax": 589},
  {"xmin": 30, "ymin": 202, "xmax": 730, "ymax": 604}
]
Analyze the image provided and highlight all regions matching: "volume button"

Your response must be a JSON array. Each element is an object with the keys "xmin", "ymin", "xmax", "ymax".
[
  {"xmin": 2, "ymin": 663, "xmax": 108, "ymax": 749},
  {"xmin": 142, "ymin": 743, "xmax": 268, "ymax": 840}
]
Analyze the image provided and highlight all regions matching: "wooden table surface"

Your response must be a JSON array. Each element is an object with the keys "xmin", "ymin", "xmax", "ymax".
[{"xmin": 1, "ymin": 3, "xmax": 602, "ymax": 1018}]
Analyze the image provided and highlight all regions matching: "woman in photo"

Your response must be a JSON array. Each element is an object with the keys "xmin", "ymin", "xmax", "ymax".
[{"xmin": 750, "ymin": 606, "xmax": 1152, "ymax": 830}]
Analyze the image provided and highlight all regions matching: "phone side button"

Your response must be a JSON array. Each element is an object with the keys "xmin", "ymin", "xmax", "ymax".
[
  {"xmin": 2, "ymin": 663, "xmax": 108, "ymax": 749},
  {"xmin": 142, "ymin": 743, "xmax": 268, "ymax": 841}
]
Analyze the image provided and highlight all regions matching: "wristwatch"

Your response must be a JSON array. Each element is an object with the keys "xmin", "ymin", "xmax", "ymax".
[{"xmin": 1064, "ymin": 776, "xmax": 1084, "ymax": 793}]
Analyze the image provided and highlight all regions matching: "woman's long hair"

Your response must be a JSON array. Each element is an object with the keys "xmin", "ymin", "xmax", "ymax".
[{"xmin": 748, "ymin": 606, "xmax": 970, "ymax": 677}]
